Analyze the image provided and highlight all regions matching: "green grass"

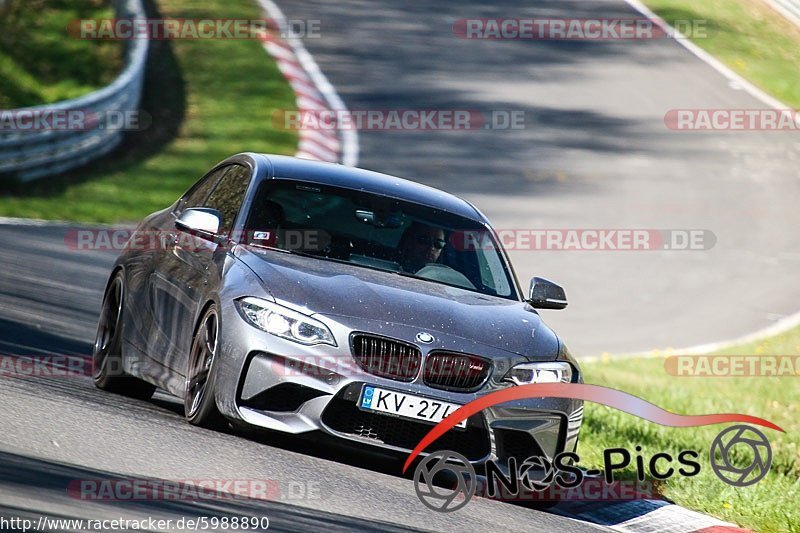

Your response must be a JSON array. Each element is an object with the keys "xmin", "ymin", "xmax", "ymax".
[
  {"xmin": 0, "ymin": 0, "xmax": 122, "ymax": 108},
  {"xmin": 0, "ymin": 0, "xmax": 297, "ymax": 222},
  {"xmin": 580, "ymin": 326, "xmax": 800, "ymax": 532},
  {"xmin": 643, "ymin": 0, "xmax": 800, "ymax": 108}
]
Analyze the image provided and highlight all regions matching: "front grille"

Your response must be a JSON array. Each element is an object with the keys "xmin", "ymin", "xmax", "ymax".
[
  {"xmin": 423, "ymin": 352, "xmax": 491, "ymax": 391},
  {"xmin": 321, "ymin": 396, "xmax": 491, "ymax": 461},
  {"xmin": 351, "ymin": 334, "xmax": 421, "ymax": 382}
]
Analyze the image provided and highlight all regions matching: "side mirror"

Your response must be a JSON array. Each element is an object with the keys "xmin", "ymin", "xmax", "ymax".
[
  {"xmin": 527, "ymin": 277, "xmax": 568, "ymax": 310},
  {"xmin": 175, "ymin": 208, "xmax": 222, "ymax": 240}
]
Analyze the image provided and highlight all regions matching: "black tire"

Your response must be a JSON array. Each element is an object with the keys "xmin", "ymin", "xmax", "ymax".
[
  {"xmin": 185, "ymin": 304, "xmax": 227, "ymax": 429},
  {"xmin": 93, "ymin": 272, "xmax": 156, "ymax": 400}
]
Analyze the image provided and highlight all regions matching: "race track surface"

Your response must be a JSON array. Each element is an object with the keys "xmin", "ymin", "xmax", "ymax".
[
  {"xmin": 0, "ymin": 225, "xmax": 604, "ymax": 530},
  {"xmin": 2, "ymin": 0, "xmax": 799, "ymax": 530},
  {"xmin": 275, "ymin": 0, "xmax": 800, "ymax": 356}
]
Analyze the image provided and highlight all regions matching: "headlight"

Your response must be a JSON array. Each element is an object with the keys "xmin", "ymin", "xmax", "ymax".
[
  {"xmin": 504, "ymin": 362, "xmax": 573, "ymax": 385},
  {"xmin": 235, "ymin": 297, "xmax": 336, "ymax": 346}
]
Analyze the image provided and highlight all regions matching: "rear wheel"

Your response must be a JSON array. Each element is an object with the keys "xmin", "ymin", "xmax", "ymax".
[
  {"xmin": 185, "ymin": 304, "xmax": 227, "ymax": 429},
  {"xmin": 93, "ymin": 272, "xmax": 156, "ymax": 400}
]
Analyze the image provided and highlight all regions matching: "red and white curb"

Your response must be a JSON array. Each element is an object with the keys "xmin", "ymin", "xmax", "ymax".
[
  {"xmin": 555, "ymin": 499, "xmax": 749, "ymax": 532},
  {"xmin": 607, "ymin": 503, "xmax": 746, "ymax": 533},
  {"xmin": 256, "ymin": 0, "xmax": 359, "ymax": 166}
]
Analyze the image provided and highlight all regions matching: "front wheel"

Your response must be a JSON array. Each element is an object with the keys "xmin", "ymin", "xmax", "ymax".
[
  {"xmin": 185, "ymin": 304, "xmax": 227, "ymax": 429},
  {"xmin": 93, "ymin": 272, "xmax": 156, "ymax": 400}
]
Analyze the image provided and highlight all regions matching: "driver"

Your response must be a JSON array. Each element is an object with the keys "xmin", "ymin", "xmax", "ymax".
[{"xmin": 397, "ymin": 222, "xmax": 446, "ymax": 273}]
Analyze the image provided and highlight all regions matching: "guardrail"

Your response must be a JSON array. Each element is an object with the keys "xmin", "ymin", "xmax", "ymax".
[{"xmin": 0, "ymin": 0, "xmax": 148, "ymax": 183}]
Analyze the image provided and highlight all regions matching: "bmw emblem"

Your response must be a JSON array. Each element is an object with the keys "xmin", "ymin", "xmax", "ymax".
[{"xmin": 416, "ymin": 332, "xmax": 435, "ymax": 344}]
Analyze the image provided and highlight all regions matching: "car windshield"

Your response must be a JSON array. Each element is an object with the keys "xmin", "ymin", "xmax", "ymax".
[{"xmin": 243, "ymin": 179, "xmax": 517, "ymax": 299}]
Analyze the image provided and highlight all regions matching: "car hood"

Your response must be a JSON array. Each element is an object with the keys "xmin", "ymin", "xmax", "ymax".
[{"xmin": 237, "ymin": 247, "xmax": 560, "ymax": 360}]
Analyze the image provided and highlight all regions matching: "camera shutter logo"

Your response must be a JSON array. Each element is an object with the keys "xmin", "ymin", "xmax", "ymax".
[
  {"xmin": 518, "ymin": 455, "xmax": 556, "ymax": 492},
  {"xmin": 413, "ymin": 450, "xmax": 476, "ymax": 512},
  {"xmin": 710, "ymin": 425, "xmax": 772, "ymax": 487}
]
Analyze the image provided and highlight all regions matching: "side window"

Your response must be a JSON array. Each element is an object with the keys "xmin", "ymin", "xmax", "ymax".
[
  {"xmin": 204, "ymin": 165, "xmax": 251, "ymax": 232},
  {"xmin": 183, "ymin": 166, "xmax": 228, "ymax": 208},
  {"xmin": 476, "ymin": 245, "xmax": 512, "ymax": 297}
]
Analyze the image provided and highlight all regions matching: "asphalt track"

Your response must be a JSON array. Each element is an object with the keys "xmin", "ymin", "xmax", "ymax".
[
  {"xmin": 0, "ymin": 225, "xmax": 607, "ymax": 531},
  {"xmin": 1, "ymin": 0, "xmax": 799, "ymax": 531}
]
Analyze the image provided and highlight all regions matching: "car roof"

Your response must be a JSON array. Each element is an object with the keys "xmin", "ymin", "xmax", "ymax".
[{"xmin": 242, "ymin": 153, "xmax": 485, "ymax": 222}]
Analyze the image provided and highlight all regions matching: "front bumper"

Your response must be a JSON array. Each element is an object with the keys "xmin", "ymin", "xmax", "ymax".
[{"xmin": 213, "ymin": 299, "xmax": 583, "ymax": 464}]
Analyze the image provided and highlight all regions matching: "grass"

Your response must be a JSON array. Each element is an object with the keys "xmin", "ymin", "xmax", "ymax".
[
  {"xmin": 0, "ymin": 0, "xmax": 122, "ymax": 108},
  {"xmin": 0, "ymin": 0, "xmax": 297, "ymax": 222},
  {"xmin": 643, "ymin": 0, "xmax": 800, "ymax": 108},
  {"xmin": 579, "ymin": 326, "xmax": 800, "ymax": 532}
]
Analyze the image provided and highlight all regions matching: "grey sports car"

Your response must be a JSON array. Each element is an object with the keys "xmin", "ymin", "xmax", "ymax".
[{"xmin": 93, "ymin": 153, "xmax": 583, "ymax": 466}]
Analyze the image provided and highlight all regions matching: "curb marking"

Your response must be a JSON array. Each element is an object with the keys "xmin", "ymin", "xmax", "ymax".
[{"xmin": 256, "ymin": 0, "xmax": 359, "ymax": 166}]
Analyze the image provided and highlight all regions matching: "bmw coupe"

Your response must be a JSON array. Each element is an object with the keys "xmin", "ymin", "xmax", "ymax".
[{"xmin": 93, "ymin": 153, "xmax": 583, "ymax": 466}]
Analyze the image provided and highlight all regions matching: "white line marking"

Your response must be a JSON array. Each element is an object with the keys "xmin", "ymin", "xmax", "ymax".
[
  {"xmin": 581, "ymin": 310, "xmax": 800, "ymax": 362},
  {"xmin": 624, "ymin": 0, "xmax": 789, "ymax": 110},
  {"xmin": 594, "ymin": 311, "xmax": 800, "ymax": 362},
  {"xmin": 257, "ymin": 0, "xmax": 359, "ymax": 167},
  {"xmin": 0, "ymin": 217, "xmax": 76, "ymax": 227},
  {"xmin": 763, "ymin": 0, "xmax": 800, "ymax": 27},
  {"xmin": 578, "ymin": 0, "xmax": 800, "ymax": 361}
]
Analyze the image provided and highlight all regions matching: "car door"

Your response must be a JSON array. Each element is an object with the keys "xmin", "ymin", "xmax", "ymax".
[
  {"xmin": 149, "ymin": 164, "xmax": 251, "ymax": 375},
  {"xmin": 142, "ymin": 166, "xmax": 227, "ymax": 373}
]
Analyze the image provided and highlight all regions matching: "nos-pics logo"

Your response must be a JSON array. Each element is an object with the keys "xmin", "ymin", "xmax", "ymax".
[{"xmin": 413, "ymin": 424, "xmax": 773, "ymax": 512}]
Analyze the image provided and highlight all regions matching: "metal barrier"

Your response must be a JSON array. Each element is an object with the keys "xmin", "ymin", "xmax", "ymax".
[{"xmin": 0, "ymin": 0, "xmax": 148, "ymax": 182}]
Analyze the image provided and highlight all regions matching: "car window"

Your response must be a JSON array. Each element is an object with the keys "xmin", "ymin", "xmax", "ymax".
[
  {"xmin": 205, "ymin": 165, "xmax": 251, "ymax": 232},
  {"xmin": 183, "ymin": 166, "xmax": 229, "ymax": 208},
  {"xmin": 476, "ymin": 240, "xmax": 512, "ymax": 296},
  {"xmin": 246, "ymin": 179, "xmax": 517, "ymax": 299}
]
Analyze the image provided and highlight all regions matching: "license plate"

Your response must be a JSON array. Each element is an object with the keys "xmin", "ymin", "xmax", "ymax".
[{"xmin": 358, "ymin": 385, "xmax": 467, "ymax": 428}]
